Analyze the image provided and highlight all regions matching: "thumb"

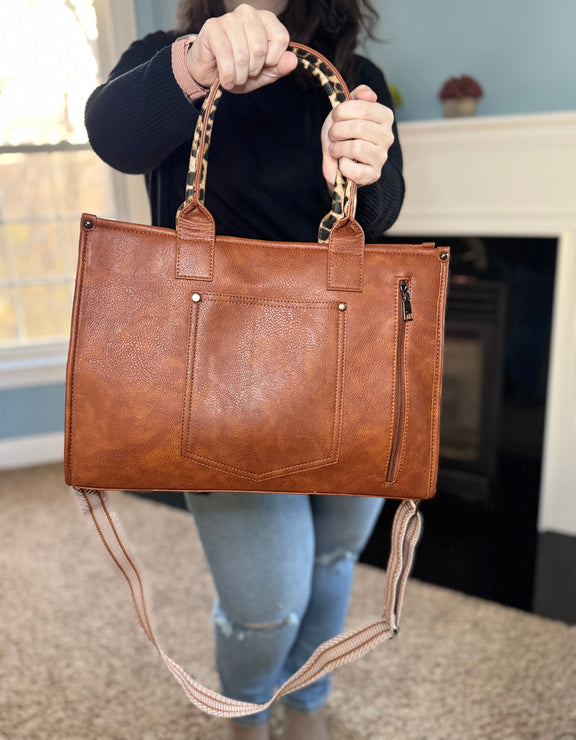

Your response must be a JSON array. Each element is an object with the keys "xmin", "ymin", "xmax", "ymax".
[
  {"xmin": 258, "ymin": 51, "xmax": 298, "ymax": 87},
  {"xmin": 351, "ymin": 84, "xmax": 378, "ymax": 102},
  {"xmin": 274, "ymin": 50, "xmax": 298, "ymax": 78}
]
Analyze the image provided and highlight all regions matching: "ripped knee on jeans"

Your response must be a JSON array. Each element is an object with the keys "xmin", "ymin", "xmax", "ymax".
[
  {"xmin": 314, "ymin": 547, "xmax": 357, "ymax": 568},
  {"xmin": 215, "ymin": 607, "xmax": 300, "ymax": 641}
]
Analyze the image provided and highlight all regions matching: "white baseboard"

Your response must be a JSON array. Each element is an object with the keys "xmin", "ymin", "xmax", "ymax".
[{"xmin": 0, "ymin": 432, "xmax": 64, "ymax": 470}]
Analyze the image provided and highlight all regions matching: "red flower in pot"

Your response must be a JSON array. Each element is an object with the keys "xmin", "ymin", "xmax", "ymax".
[{"xmin": 439, "ymin": 75, "xmax": 484, "ymax": 117}]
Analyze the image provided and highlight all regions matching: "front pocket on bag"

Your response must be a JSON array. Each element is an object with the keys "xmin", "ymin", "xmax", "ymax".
[{"xmin": 182, "ymin": 293, "xmax": 347, "ymax": 481}]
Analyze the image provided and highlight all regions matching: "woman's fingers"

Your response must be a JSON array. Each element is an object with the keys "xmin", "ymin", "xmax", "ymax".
[
  {"xmin": 332, "ymin": 96, "xmax": 393, "ymax": 127},
  {"xmin": 321, "ymin": 85, "xmax": 396, "ymax": 187},
  {"xmin": 329, "ymin": 136, "xmax": 380, "ymax": 166},
  {"xmin": 328, "ymin": 118, "xmax": 391, "ymax": 148},
  {"xmin": 350, "ymin": 84, "xmax": 378, "ymax": 103},
  {"xmin": 261, "ymin": 10, "xmax": 291, "ymax": 68},
  {"xmin": 222, "ymin": 9, "xmax": 275, "ymax": 86},
  {"xmin": 337, "ymin": 157, "xmax": 380, "ymax": 187},
  {"xmin": 188, "ymin": 5, "xmax": 294, "ymax": 93},
  {"xmin": 201, "ymin": 21, "xmax": 241, "ymax": 89}
]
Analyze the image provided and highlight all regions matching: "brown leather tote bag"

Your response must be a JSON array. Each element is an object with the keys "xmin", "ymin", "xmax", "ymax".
[{"xmin": 65, "ymin": 44, "xmax": 449, "ymax": 718}]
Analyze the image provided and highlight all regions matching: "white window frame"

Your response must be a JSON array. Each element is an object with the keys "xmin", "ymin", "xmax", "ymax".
[{"xmin": 0, "ymin": 0, "xmax": 149, "ymax": 390}]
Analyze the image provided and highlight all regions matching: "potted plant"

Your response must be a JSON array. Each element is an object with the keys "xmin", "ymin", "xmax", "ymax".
[{"xmin": 439, "ymin": 75, "xmax": 484, "ymax": 117}]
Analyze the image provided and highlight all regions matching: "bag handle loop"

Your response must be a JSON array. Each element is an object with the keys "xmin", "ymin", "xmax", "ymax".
[{"xmin": 176, "ymin": 43, "xmax": 365, "ymax": 292}]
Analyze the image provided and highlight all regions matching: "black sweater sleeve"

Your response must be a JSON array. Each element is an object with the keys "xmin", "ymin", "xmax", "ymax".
[
  {"xmin": 85, "ymin": 31, "xmax": 200, "ymax": 174},
  {"xmin": 85, "ymin": 34, "xmax": 404, "ymax": 238},
  {"xmin": 352, "ymin": 57, "xmax": 405, "ymax": 238}
]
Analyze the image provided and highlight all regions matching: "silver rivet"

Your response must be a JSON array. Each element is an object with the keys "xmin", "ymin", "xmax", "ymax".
[
  {"xmin": 440, "ymin": 251, "xmax": 449, "ymax": 261},
  {"xmin": 192, "ymin": 293, "xmax": 201, "ymax": 303},
  {"xmin": 83, "ymin": 218, "xmax": 94, "ymax": 229},
  {"xmin": 338, "ymin": 302, "xmax": 347, "ymax": 311}
]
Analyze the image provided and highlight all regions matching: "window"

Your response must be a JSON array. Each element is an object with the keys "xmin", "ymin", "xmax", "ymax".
[{"xmin": 0, "ymin": 0, "xmax": 121, "ymax": 350}]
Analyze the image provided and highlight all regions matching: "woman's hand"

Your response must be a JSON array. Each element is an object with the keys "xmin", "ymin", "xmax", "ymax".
[
  {"xmin": 186, "ymin": 4, "xmax": 297, "ymax": 94},
  {"xmin": 321, "ymin": 85, "xmax": 395, "ymax": 188}
]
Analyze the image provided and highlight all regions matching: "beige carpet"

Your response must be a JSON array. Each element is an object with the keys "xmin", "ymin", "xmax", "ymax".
[{"xmin": 1, "ymin": 464, "xmax": 575, "ymax": 740}]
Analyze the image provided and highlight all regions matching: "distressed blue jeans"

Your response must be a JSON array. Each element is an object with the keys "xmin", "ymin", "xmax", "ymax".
[{"xmin": 184, "ymin": 491, "xmax": 384, "ymax": 727}]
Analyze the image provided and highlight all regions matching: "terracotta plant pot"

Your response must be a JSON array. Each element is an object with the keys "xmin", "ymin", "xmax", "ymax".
[{"xmin": 442, "ymin": 97, "xmax": 478, "ymax": 118}]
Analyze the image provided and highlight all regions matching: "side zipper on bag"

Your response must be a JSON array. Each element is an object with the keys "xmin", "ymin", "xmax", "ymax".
[{"xmin": 386, "ymin": 279, "xmax": 413, "ymax": 483}]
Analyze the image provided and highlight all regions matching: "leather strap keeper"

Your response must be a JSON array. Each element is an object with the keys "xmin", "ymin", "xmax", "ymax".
[{"xmin": 176, "ymin": 200, "xmax": 215, "ymax": 281}]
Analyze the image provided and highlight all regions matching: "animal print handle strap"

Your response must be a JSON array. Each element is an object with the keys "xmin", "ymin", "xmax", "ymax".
[
  {"xmin": 181, "ymin": 43, "xmax": 357, "ymax": 244},
  {"xmin": 73, "ymin": 487, "xmax": 421, "ymax": 719}
]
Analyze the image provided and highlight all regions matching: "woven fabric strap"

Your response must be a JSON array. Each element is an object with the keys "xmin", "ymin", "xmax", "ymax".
[{"xmin": 73, "ymin": 488, "xmax": 421, "ymax": 718}]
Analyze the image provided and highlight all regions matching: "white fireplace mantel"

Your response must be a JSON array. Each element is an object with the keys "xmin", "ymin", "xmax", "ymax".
[
  {"xmin": 392, "ymin": 111, "xmax": 576, "ymax": 237},
  {"xmin": 391, "ymin": 111, "xmax": 576, "ymax": 538}
]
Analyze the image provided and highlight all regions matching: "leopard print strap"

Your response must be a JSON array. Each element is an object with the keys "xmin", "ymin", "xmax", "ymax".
[
  {"xmin": 179, "ymin": 84, "xmax": 222, "ymax": 217},
  {"xmin": 290, "ymin": 46, "xmax": 355, "ymax": 242},
  {"xmin": 180, "ymin": 43, "xmax": 356, "ymax": 243}
]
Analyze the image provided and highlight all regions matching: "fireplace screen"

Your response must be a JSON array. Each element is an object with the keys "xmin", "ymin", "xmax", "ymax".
[
  {"xmin": 438, "ymin": 279, "xmax": 508, "ymax": 506},
  {"xmin": 440, "ymin": 334, "xmax": 483, "ymax": 462}
]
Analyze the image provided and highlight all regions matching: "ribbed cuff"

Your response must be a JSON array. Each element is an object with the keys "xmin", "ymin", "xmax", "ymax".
[{"xmin": 171, "ymin": 34, "xmax": 211, "ymax": 101}]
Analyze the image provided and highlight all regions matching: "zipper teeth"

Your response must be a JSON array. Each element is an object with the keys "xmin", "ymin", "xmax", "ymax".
[{"xmin": 386, "ymin": 281, "xmax": 409, "ymax": 483}]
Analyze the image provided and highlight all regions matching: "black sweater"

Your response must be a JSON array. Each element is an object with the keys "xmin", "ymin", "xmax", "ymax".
[{"xmin": 85, "ymin": 31, "xmax": 404, "ymax": 242}]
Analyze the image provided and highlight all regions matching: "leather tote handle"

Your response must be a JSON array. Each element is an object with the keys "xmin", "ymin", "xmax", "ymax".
[
  {"xmin": 176, "ymin": 43, "xmax": 365, "ymax": 292},
  {"xmin": 74, "ymin": 487, "xmax": 421, "ymax": 719}
]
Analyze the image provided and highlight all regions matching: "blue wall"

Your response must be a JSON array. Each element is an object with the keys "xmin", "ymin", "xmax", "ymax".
[
  {"xmin": 0, "ymin": 385, "xmax": 65, "ymax": 440},
  {"xmin": 367, "ymin": 0, "xmax": 575, "ymax": 120},
  {"xmin": 133, "ymin": 0, "xmax": 179, "ymax": 36}
]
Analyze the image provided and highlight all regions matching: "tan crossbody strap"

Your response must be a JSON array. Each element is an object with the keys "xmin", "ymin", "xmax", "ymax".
[{"xmin": 73, "ymin": 488, "xmax": 421, "ymax": 718}]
